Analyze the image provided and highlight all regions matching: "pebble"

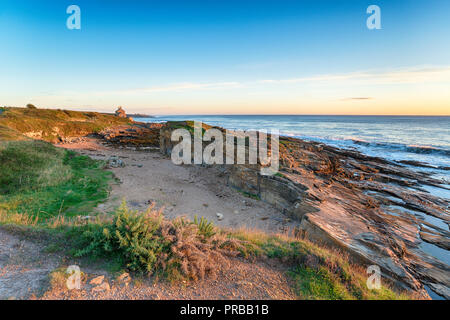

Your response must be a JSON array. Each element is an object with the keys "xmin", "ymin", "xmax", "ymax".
[
  {"xmin": 90, "ymin": 275, "xmax": 104, "ymax": 285},
  {"xmin": 91, "ymin": 282, "xmax": 110, "ymax": 293}
]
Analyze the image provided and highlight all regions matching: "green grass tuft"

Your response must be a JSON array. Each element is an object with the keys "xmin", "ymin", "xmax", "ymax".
[{"xmin": 0, "ymin": 140, "xmax": 112, "ymax": 222}]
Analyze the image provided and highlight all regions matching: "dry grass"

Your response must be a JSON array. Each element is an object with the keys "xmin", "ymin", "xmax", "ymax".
[{"xmin": 228, "ymin": 227, "xmax": 414, "ymax": 300}]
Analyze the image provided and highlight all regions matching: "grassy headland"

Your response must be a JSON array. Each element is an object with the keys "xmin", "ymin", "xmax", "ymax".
[{"xmin": 0, "ymin": 106, "xmax": 131, "ymax": 142}]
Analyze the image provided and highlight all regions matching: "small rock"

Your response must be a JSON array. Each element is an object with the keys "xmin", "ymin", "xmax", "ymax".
[
  {"xmin": 90, "ymin": 275, "xmax": 105, "ymax": 285},
  {"xmin": 117, "ymin": 272, "xmax": 131, "ymax": 286},
  {"xmin": 216, "ymin": 213, "xmax": 224, "ymax": 221},
  {"xmin": 91, "ymin": 282, "xmax": 110, "ymax": 293},
  {"xmin": 108, "ymin": 156, "xmax": 125, "ymax": 168}
]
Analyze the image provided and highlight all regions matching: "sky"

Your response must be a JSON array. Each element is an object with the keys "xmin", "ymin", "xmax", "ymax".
[{"xmin": 1, "ymin": 0, "xmax": 449, "ymax": 115}]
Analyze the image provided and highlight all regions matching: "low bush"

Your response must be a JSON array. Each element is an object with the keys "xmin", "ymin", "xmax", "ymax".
[{"xmin": 75, "ymin": 203, "xmax": 242, "ymax": 281}]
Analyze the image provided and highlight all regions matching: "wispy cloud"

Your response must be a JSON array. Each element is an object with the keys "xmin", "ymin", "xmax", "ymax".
[
  {"xmin": 86, "ymin": 65, "xmax": 450, "ymax": 97},
  {"xmin": 258, "ymin": 66, "xmax": 450, "ymax": 85},
  {"xmin": 24, "ymin": 65, "xmax": 450, "ymax": 112},
  {"xmin": 99, "ymin": 82, "xmax": 242, "ymax": 95},
  {"xmin": 340, "ymin": 97, "xmax": 374, "ymax": 101}
]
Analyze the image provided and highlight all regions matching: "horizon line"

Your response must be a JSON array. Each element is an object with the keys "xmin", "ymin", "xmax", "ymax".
[
  {"xmin": 3, "ymin": 106, "xmax": 449, "ymax": 117},
  {"xmin": 149, "ymin": 113, "xmax": 450, "ymax": 117}
]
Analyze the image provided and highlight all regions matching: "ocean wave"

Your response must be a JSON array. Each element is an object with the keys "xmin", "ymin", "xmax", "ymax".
[
  {"xmin": 404, "ymin": 145, "xmax": 450, "ymax": 156},
  {"xmin": 354, "ymin": 141, "xmax": 450, "ymax": 157},
  {"xmin": 285, "ymin": 134, "xmax": 450, "ymax": 157}
]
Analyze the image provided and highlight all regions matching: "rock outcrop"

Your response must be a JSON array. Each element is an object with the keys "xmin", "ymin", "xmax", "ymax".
[
  {"xmin": 159, "ymin": 121, "xmax": 450, "ymax": 299},
  {"xmin": 99, "ymin": 123, "xmax": 163, "ymax": 148}
]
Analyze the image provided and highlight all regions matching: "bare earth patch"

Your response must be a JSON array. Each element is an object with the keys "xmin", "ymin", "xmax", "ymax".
[
  {"xmin": 0, "ymin": 227, "xmax": 61, "ymax": 300},
  {"xmin": 40, "ymin": 258, "xmax": 295, "ymax": 300}
]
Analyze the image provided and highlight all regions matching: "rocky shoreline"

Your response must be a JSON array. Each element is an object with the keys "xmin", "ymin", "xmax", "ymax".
[{"xmin": 157, "ymin": 121, "xmax": 449, "ymax": 299}]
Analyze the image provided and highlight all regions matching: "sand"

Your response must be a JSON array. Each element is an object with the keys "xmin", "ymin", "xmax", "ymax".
[{"xmin": 59, "ymin": 137, "xmax": 298, "ymax": 234}]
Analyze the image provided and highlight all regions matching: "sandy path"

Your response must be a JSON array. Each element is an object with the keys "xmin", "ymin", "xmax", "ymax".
[
  {"xmin": 63, "ymin": 138, "xmax": 297, "ymax": 234},
  {"xmin": 0, "ymin": 228, "xmax": 61, "ymax": 300}
]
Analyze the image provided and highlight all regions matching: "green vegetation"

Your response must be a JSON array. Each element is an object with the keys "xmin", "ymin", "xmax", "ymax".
[
  {"xmin": 166, "ymin": 121, "xmax": 212, "ymax": 135},
  {"xmin": 194, "ymin": 215, "xmax": 216, "ymax": 238},
  {"xmin": 0, "ymin": 106, "xmax": 131, "ymax": 142},
  {"xmin": 274, "ymin": 172, "xmax": 286, "ymax": 178},
  {"xmin": 0, "ymin": 140, "xmax": 112, "ymax": 222},
  {"xmin": 230, "ymin": 230, "xmax": 410, "ymax": 300},
  {"xmin": 236, "ymin": 189, "xmax": 261, "ymax": 200},
  {"xmin": 74, "ymin": 203, "xmax": 240, "ymax": 281},
  {"xmin": 70, "ymin": 205, "xmax": 409, "ymax": 298}
]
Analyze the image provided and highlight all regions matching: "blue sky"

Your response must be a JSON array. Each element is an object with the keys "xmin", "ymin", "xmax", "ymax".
[{"xmin": 1, "ymin": 0, "xmax": 449, "ymax": 115}]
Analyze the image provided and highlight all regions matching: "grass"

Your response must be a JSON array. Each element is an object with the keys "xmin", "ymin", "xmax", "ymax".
[
  {"xmin": 0, "ymin": 106, "xmax": 131, "ymax": 142},
  {"xmin": 0, "ymin": 140, "xmax": 112, "ymax": 223},
  {"xmin": 274, "ymin": 172, "xmax": 286, "ymax": 178},
  {"xmin": 229, "ymin": 228, "xmax": 412, "ymax": 300},
  {"xmin": 236, "ymin": 189, "xmax": 261, "ymax": 200}
]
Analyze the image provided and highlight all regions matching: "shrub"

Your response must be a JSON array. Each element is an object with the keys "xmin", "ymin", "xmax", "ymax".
[
  {"xmin": 75, "ymin": 203, "xmax": 242, "ymax": 281},
  {"xmin": 194, "ymin": 215, "xmax": 216, "ymax": 238}
]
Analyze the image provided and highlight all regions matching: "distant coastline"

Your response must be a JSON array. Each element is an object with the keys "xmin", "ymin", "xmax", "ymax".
[{"xmin": 103, "ymin": 112, "xmax": 154, "ymax": 118}]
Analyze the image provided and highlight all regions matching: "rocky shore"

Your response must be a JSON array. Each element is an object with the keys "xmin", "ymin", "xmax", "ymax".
[{"xmin": 157, "ymin": 121, "xmax": 449, "ymax": 299}]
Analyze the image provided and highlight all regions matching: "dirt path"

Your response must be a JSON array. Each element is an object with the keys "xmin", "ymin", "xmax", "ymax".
[
  {"xmin": 40, "ymin": 257, "xmax": 295, "ymax": 300},
  {"xmin": 0, "ymin": 227, "xmax": 61, "ymax": 300}
]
